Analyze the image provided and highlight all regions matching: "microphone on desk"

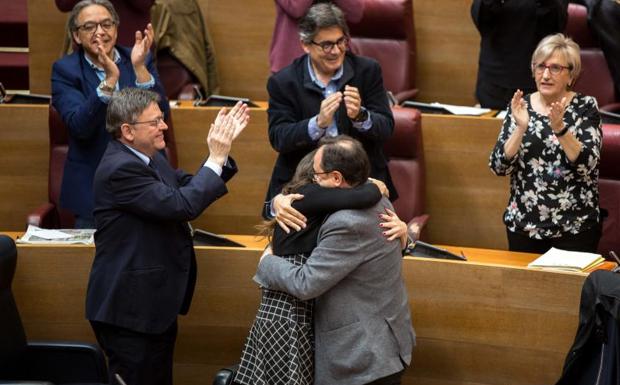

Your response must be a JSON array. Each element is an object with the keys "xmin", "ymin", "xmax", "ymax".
[
  {"xmin": 609, "ymin": 251, "xmax": 620, "ymax": 273},
  {"xmin": 193, "ymin": 84, "xmax": 206, "ymax": 107}
]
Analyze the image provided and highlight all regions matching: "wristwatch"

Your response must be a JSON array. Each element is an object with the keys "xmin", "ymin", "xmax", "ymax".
[
  {"xmin": 555, "ymin": 125, "xmax": 569, "ymax": 138},
  {"xmin": 98, "ymin": 79, "xmax": 115, "ymax": 93},
  {"xmin": 352, "ymin": 107, "xmax": 369, "ymax": 122}
]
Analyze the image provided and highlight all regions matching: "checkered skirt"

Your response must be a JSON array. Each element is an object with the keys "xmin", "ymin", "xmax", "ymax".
[{"xmin": 234, "ymin": 253, "xmax": 314, "ymax": 385}]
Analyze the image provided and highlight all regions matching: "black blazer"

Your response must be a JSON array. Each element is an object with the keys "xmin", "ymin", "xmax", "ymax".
[
  {"xmin": 85, "ymin": 140, "xmax": 237, "ymax": 333},
  {"xmin": 263, "ymin": 52, "xmax": 396, "ymax": 217}
]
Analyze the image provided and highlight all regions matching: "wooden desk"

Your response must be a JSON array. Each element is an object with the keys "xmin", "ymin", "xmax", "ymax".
[{"xmin": 6, "ymin": 232, "xmax": 583, "ymax": 385}]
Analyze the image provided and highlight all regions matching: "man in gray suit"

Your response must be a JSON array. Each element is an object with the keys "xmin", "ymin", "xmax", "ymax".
[{"xmin": 255, "ymin": 135, "xmax": 415, "ymax": 385}]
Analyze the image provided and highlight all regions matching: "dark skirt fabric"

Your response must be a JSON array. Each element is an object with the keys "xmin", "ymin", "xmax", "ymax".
[{"xmin": 235, "ymin": 253, "xmax": 314, "ymax": 385}]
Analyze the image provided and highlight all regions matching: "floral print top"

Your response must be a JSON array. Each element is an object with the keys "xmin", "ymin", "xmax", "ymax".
[{"xmin": 489, "ymin": 93, "xmax": 602, "ymax": 239}]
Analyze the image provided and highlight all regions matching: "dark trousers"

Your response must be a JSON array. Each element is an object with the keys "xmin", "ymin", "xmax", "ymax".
[
  {"xmin": 74, "ymin": 215, "xmax": 95, "ymax": 229},
  {"xmin": 506, "ymin": 223, "xmax": 602, "ymax": 254},
  {"xmin": 366, "ymin": 369, "xmax": 405, "ymax": 385},
  {"xmin": 90, "ymin": 320, "xmax": 178, "ymax": 385}
]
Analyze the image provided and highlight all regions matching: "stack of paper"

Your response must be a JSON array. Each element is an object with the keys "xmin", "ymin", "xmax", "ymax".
[
  {"xmin": 527, "ymin": 247, "xmax": 605, "ymax": 272},
  {"xmin": 17, "ymin": 225, "xmax": 95, "ymax": 245}
]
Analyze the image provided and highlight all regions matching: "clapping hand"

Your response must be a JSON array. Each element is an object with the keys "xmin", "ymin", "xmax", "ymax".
[
  {"xmin": 510, "ymin": 89, "xmax": 529, "ymax": 130},
  {"xmin": 95, "ymin": 37, "xmax": 119, "ymax": 86},
  {"xmin": 344, "ymin": 85, "xmax": 362, "ymax": 119},
  {"xmin": 548, "ymin": 96, "xmax": 567, "ymax": 134},
  {"xmin": 214, "ymin": 101, "xmax": 250, "ymax": 140},
  {"xmin": 131, "ymin": 23, "xmax": 154, "ymax": 82},
  {"xmin": 131, "ymin": 23, "xmax": 154, "ymax": 68},
  {"xmin": 206, "ymin": 113, "xmax": 235, "ymax": 167},
  {"xmin": 317, "ymin": 92, "xmax": 342, "ymax": 128}
]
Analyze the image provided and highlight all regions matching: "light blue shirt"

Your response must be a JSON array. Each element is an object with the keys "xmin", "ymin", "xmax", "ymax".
[
  {"xmin": 84, "ymin": 48, "xmax": 155, "ymax": 103},
  {"xmin": 306, "ymin": 57, "xmax": 372, "ymax": 140}
]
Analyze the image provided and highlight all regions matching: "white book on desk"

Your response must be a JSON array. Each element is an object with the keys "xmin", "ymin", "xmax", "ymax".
[{"xmin": 527, "ymin": 247, "xmax": 604, "ymax": 272}]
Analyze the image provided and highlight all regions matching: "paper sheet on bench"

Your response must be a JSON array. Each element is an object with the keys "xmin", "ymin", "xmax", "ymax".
[
  {"xmin": 431, "ymin": 102, "xmax": 491, "ymax": 116},
  {"xmin": 527, "ymin": 247, "xmax": 604, "ymax": 272},
  {"xmin": 17, "ymin": 225, "xmax": 95, "ymax": 244}
]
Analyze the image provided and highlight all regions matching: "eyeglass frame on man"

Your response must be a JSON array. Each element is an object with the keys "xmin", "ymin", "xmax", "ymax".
[
  {"xmin": 129, "ymin": 116, "xmax": 165, "ymax": 128},
  {"xmin": 76, "ymin": 19, "xmax": 116, "ymax": 35},
  {"xmin": 310, "ymin": 36, "xmax": 349, "ymax": 53},
  {"xmin": 532, "ymin": 62, "xmax": 572, "ymax": 75},
  {"xmin": 312, "ymin": 170, "xmax": 333, "ymax": 181}
]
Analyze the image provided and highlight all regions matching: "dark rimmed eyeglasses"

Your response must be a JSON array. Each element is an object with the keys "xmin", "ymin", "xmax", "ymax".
[
  {"xmin": 310, "ymin": 36, "xmax": 349, "ymax": 53},
  {"xmin": 312, "ymin": 170, "xmax": 332, "ymax": 181},
  {"xmin": 129, "ymin": 116, "xmax": 165, "ymax": 128},
  {"xmin": 533, "ymin": 63, "xmax": 572, "ymax": 75},
  {"xmin": 77, "ymin": 19, "xmax": 116, "ymax": 35}
]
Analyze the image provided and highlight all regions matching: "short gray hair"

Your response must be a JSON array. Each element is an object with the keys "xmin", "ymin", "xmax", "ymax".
[
  {"xmin": 68, "ymin": 0, "xmax": 119, "ymax": 32},
  {"xmin": 532, "ymin": 33, "xmax": 581, "ymax": 84},
  {"xmin": 298, "ymin": 3, "xmax": 349, "ymax": 44},
  {"xmin": 106, "ymin": 88, "xmax": 160, "ymax": 138}
]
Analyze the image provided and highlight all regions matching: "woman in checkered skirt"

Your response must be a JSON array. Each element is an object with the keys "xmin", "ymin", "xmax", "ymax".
[{"xmin": 234, "ymin": 150, "xmax": 407, "ymax": 385}]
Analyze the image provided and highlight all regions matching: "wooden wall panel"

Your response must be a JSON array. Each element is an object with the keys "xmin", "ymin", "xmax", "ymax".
[
  {"xmin": 27, "ymin": 0, "xmax": 481, "ymax": 105},
  {"xmin": 170, "ymin": 104, "xmax": 275, "ymax": 234},
  {"xmin": 422, "ymin": 114, "xmax": 507, "ymax": 249},
  {"xmin": 0, "ymin": 105, "xmax": 48, "ymax": 231},
  {"xmin": 413, "ymin": 0, "xmax": 480, "ymax": 105},
  {"xmin": 9, "ymin": 239, "xmax": 584, "ymax": 385}
]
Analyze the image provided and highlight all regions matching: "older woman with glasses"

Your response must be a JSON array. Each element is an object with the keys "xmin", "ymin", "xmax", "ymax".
[{"xmin": 489, "ymin": 33, "xmax": 603, "ymax": 254}]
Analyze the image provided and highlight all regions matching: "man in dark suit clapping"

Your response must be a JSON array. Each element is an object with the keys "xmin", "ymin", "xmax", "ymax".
[{"xmin": 85, "ymin": 87, "xmax": 249, "ymax": 385}]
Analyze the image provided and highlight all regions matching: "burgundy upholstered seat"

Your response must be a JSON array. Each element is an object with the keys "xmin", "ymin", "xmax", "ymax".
[
  {"xmin": 348, "ymin": 0, "xmax": 418, "ymax": 103},
  {"xmin": 384, "ymin": 106, "xmax": 428, "ymax": 240},
  {"xmin": 598, "ymin": 123, "xmax": 620, "ymax": 256}
]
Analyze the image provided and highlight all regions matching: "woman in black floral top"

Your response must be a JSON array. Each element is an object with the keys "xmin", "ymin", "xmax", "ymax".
[{"xmin": 489, "ymin": 33, "xmax": 602, "ymax": 254}]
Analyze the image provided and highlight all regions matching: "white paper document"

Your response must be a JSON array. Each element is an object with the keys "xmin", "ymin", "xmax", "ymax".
[
  {"xmin": 527, "ymin": 247, "xmax": 604, "ymax": 272},
  {"xmin": 17, "ymin": 225, "xmax": 95, "ymax": 245},
  {"xmin": 430, "ymin": 102, "xmax": 491, "ymax": 116}
]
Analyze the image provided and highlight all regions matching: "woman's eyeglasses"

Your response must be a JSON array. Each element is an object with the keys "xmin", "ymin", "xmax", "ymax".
[{"xmin": 533, "ymin": 63, "xmax": 571, "ymax": 75}]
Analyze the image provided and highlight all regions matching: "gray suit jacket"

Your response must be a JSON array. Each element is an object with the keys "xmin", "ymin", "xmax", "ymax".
[{"xmin": 254, "ymin": 197, "xmax": 415, "ymax": 385}]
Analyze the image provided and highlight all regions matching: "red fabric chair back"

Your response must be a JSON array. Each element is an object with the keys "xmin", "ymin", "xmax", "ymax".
[
  {"xmin": 565, "ymin": 4, "xmax": 597, "ymax": 49},
  {"xmin": 157, "ymin": 49, "xmax": 198, "ymax": 101},
  {"xmin": 348, "ymin": 0, "xmax": 417, "ymax": 101},
  {"xmin": 383, "ymin": 107, "xmax": 424, "ymax": 223},
  {"xmin": 48, "ymin": 105, "xmax": 75, "ymax": 228},
  {"xmin": 598, "ymin": 123, "xmax": 620, "ymax": 255},
  {"xmin": 573, "ymin": 50, "xmax": 616, "ymax": 108}
]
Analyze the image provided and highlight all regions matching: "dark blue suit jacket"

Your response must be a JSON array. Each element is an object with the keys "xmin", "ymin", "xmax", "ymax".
[
  {"xmin": 85, "ymin": 140, "xmax": 237, "ymax": 333},
  {"xmin": 51, "ymin": 45, "xmax": 169, "ymax": 219},
  {"xmin": 264, "ymin": 52, "xmax": 396, "ymax": 217}
]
